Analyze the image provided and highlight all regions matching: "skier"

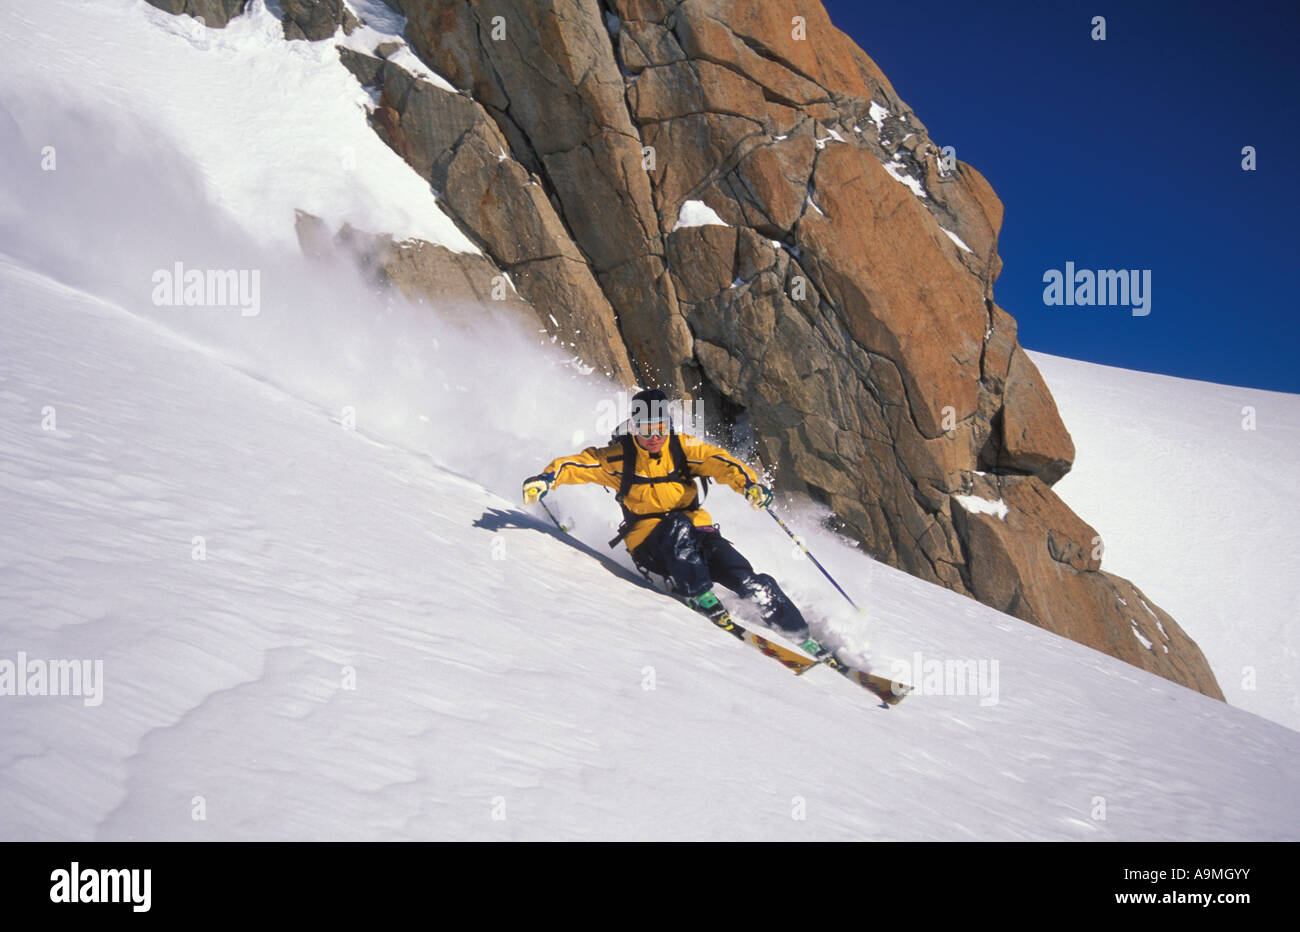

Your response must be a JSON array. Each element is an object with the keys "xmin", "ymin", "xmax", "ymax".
[{"xmin": 522, "ymin": 388, "xmax": 826, "ymax": 653}]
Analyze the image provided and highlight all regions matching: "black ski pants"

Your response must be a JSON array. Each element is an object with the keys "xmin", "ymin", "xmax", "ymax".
[{"xmin": 632, "ymin": 511, "xmax": 809, "ymax": 638}]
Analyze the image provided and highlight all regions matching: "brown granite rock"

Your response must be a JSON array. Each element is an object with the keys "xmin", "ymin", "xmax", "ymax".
[
  {"xmin": 144, "ymin": 0, "xmax": 247, "ymax": 28},
  {"xmin": 730, "ymin": 135, "xmax": 817, "ymax": 238},
  {"xmin": 359, "ymin": 51, "xmax": 638, "ymax": 383},
  {"xmin": 795, "ymin": 142, "xmax": 986, "ymax": 439},
  {"xmin": 287, "ymin": 0, "xmax": 1221, "ymax": 699},
  {"xmin": 294, "ymin": 212, "xmax": 531, "ymax": 314},
  {"xmin": 953, "ymin": 474, "xmax": 1222, "ymax": 700},
  {"xmin": 399, "ymin": 0, "xmax": 688, "ymax": 391},
  {"xmin": 999, "ymin": 348, "xmax": 1076, "ymax": 484},
  {"xmin": 282, "ymin": 0, "xmax": 358, "ymax": 40}
]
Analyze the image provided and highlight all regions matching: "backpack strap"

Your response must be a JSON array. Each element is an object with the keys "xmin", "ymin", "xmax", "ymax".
[
  {"xmin": 615, "ymin": 433, "xmax": 638, "ymax": 504},
  {"xmin": 671, "ymin": 431, "xmax": 710, "ymax": 504}
]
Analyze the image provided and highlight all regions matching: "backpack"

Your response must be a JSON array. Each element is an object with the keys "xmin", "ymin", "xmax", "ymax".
[{"xmin": 606, "ymin": 430, "xmax": 710, "ymax": 548}]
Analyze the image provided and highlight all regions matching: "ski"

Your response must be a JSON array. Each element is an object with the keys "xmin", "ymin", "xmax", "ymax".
[
  {"xmin": 699, "ymin": 606, "xmax": 912, "ymax": 706},
  {"xmin": 818, "ymin": 654, "xmax": 912, "ymax": 707},
  {"xmin": 705, "ymin": 611, "xmax": 819, "ymax": 673}
]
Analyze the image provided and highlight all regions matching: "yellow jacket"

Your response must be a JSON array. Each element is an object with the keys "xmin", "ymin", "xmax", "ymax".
[{"xmin": 541, "ymin": 434, "xmax": 760, "ymax": 552}]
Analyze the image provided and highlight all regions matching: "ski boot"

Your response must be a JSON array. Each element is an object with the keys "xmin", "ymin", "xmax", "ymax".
[
  {"xmin": 687, "ymin": 590, "xmax": 731, "ymax": 624},
  {"xmin": 797, "ymin": 636, "xmax": 846, "ymax": 672}
]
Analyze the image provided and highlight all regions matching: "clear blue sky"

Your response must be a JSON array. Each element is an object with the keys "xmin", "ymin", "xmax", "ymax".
[{"xmin": 821, "ymin": 0, "xmax": 1299, "ymax": 392}]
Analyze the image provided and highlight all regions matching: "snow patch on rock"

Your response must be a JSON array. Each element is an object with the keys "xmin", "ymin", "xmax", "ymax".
[
  {"xmin": 672, "ymin": 199, "xmax": 728, "ymax": 230},
  {"xmin": 942, "ymin": 228, "xmax": 974, "ymax": 253},
  {"xmin": 883, "ymin": 161, "xmax": 927, "ymax": 198},
  {"xmin": 953, "ymin": 494, "xmax": 1009, "ymax": 520}
]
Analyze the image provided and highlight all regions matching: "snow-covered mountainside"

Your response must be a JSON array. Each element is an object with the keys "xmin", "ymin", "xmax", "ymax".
[
  {"xmin": 1, "ymin": 0, "xmax": 1297, "ymax": 840},
  {"xmin": 1031, "ymin": 352, "xmax": 1300, "ymax": 732},
  {"xmin": 4, "ymin": 253, "xmax": 1299, "ymax": 841}
]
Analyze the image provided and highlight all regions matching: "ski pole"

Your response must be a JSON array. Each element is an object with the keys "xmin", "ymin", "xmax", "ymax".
[
  {"xmin": 539, "ymin": 498, "xmax": 570, "ymax": 533},
  {"xmin": 765, "ymin": 507, "xmax": 862, "ymax": 612}
]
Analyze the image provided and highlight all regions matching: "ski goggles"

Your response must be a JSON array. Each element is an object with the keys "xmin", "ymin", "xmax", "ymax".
[{"xmin": 634, "ymin": 421, "xmax": 672, "ymax": 437}]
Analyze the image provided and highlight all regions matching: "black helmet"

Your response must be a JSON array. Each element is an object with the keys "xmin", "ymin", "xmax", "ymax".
[{"xmin": 630, "ymin": 388, "xmax": 671, "ymax": 429}]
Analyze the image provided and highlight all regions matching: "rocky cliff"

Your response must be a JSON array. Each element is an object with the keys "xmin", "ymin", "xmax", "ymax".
[{"xmin": 151, "ymin": 0, "xmax": 1223, "ymax": 700}]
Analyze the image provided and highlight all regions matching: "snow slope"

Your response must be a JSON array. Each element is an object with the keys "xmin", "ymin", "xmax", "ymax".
[
  {"xmin": 1, "ymin": 0, "xmax": 475, "ymax": 257},
  {"xmin": 3, "ymin": 254, "xmax": 1299, "ymax": 841},
  {"xmin": 1, "ymin": 0, "xmax": 1298, "ymax": 841},
  {"xmin": 1030, "ymin": 352, "xmax": 1300, "ymax": 732}
]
